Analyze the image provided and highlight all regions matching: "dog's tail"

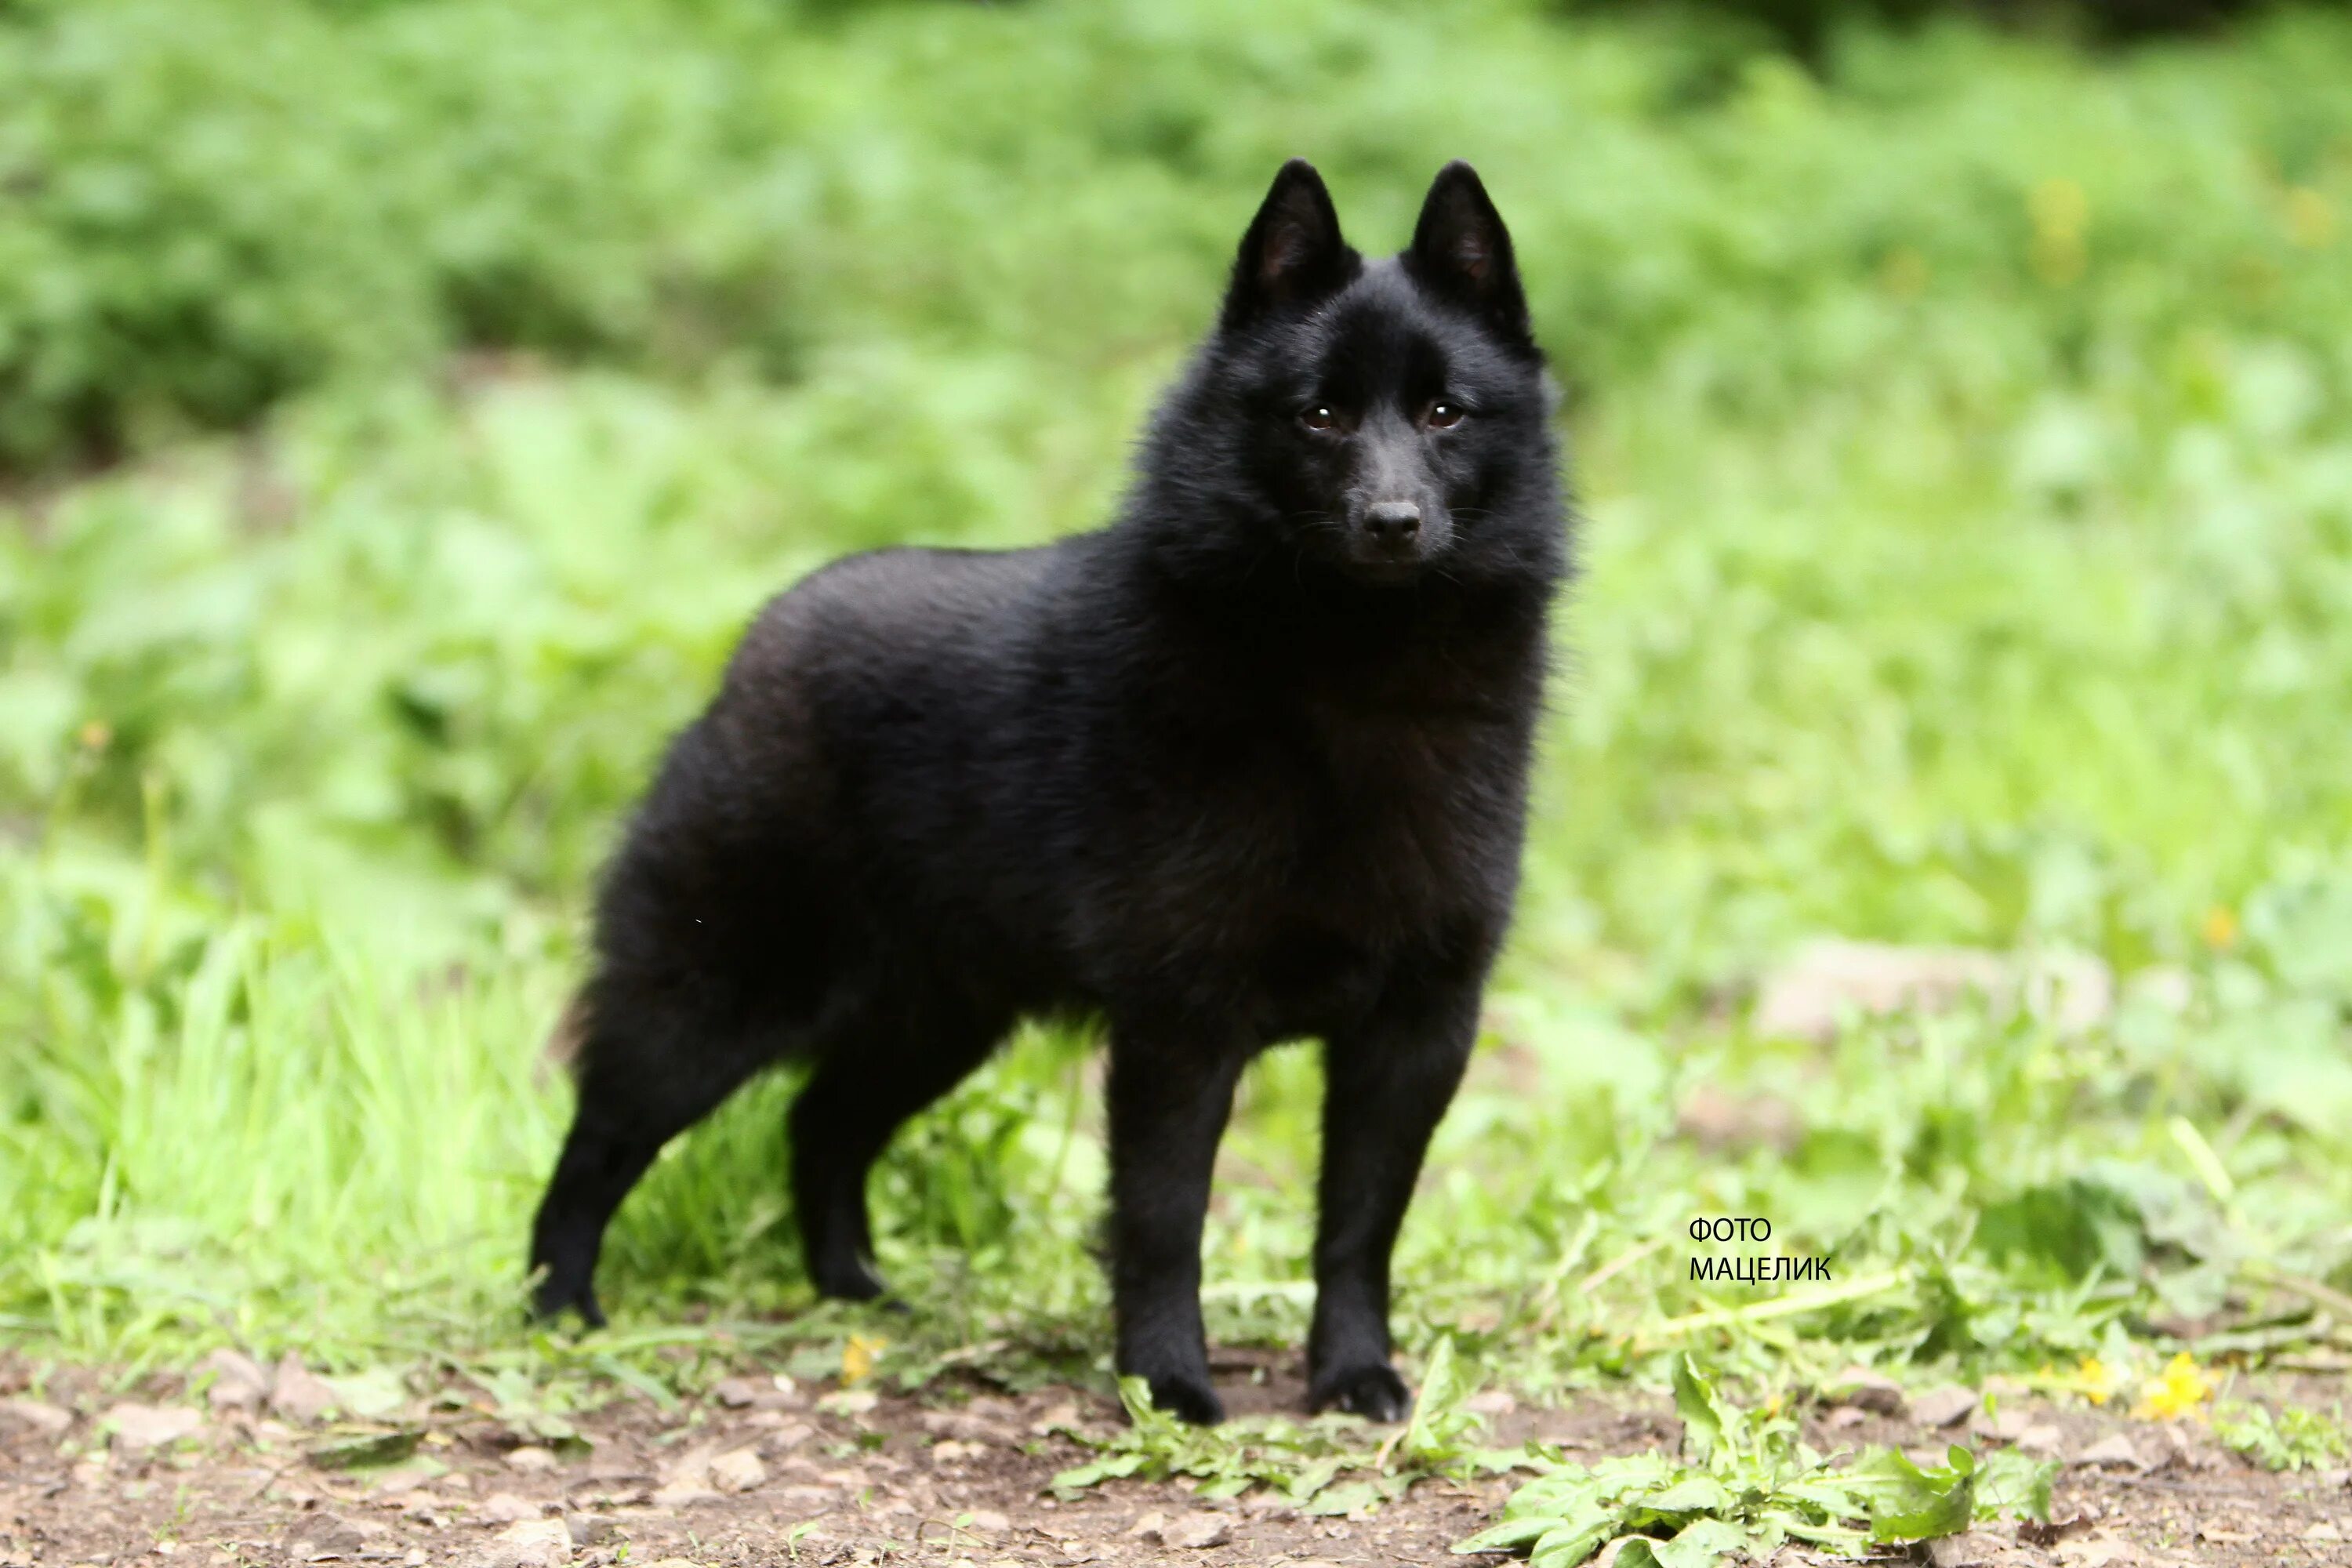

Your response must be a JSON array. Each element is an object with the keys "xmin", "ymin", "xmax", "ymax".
[{"xmin": 540, "ymin": 991, "xmax": 592, "ymax": 1082}]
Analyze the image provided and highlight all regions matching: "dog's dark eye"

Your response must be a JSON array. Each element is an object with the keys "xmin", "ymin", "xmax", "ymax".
[
  {"xmin": 1301, "ymin": 406, "xmax": 1339, "ymax": 432},
  {"xmin": 1425, "ymin": 401, "xmax": 1465, "ymax": 430}
]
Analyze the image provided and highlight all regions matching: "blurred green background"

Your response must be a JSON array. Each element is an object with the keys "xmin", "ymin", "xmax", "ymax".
[{"xmin": 2, "ymin": 0, "xmax": 2349, "ymax": 1401}]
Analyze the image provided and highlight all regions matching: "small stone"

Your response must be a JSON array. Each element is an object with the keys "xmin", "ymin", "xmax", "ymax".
[
  {"xmin": 504, "ymin": 1446, "xmax": 560, "ymax": 1473},
  {"xmin": 817, "ymin": 1389, "xmax": 877, "ymax": 1417},
  {"xmin": 1759, "ymin": 942, "xmax": 2117, "ymax": 1041},
  {"xmin": 2074, "ymin": 1433, "xmax": 2143, "ymax": 1470},
  {"xmin": 1030, "ymin": 1403, "xmax": 1080, "ymax": 1434},
  {"xmin": 1125, "ymin": 1512, "xmax": 1168, "ymax": 1541},
  {"xmin": 710, "ymin": 1378, "xmax": 760, "ymax": 1409},
  {"xmin": 1675, "ymin": 1083, "xmax": 1804, "ymax": 1153},
  {"xmin": 1167, "ymin": 1513, "xmax": 1232, "ymax": 1550},
  {"xmin": 1909, "ymin": 1385, "xmax": 1978, "ymax": 1429},
  {"xmin": 105, "ymin": 1403, "xmax": 205, "ymax": 1452},
  {"xmin": 659, "ymin": 1445, "xmax": 716, "ymax": 1489},
  {"xmin": 1927, "ymin": 1534, "xmax": 2009, "ymax": 1568},
  {"xmin": 757, "ymin": 1420, "xmax": 815, "ymax": 1457},
  {"xmin": 1824, "ymin": 1406, "xmax": 1867, "ymax": 1430},
  {"xmin": 2053, "ymin": 1535, "xmax": 2143, "ymax": 1567},
  {"xmin": 2151, "ymin": 1420, "xmax": 2205, "ymax": 1472},
  {"xmin": 1755, "ymin": 941, "xmax": 2006, "ymax": 1040},
  {"xmin": 708, "ymin": 1448, "xmax": 766, "ymax": 1494},
  {"xmin": 2303, "ymin": 1522, "xmax": 2343, "ymax": 1543},
  {"xmin": 290, "ymin": 1515, "xmax": 378, "ymax": 1561},
  {"xmin": 2015, "ymin": 1422, "xmax": 2064, "ymax": 1458},
  {"xmin": 271, "ymin": 1354, "xmax": 339, "ymax": 1424},
  {"xmin": 199, "ymin": 1349, "xmax": 271, "ymax": 1413},
  {"xmin": 1973, "ymin": 1406, "xmax": 2034, "ymax": 1443},
  {"xmin": 1825, "ymin": 1367, "xmax": 1905, "ymax": 1417},
  {"xmin": 2, "ymin": 1398, "xmax": 73, "ymax": 1436},
  {"xmin": 367, "ymin": 1461, "xmax": 441, "ymax": 1495},
  {"xmin": 1465, "ymin": 1389, "xmax": 1518, "ymax": 1417},
  {"xmin": 474, "ymin": 1519, "xmax": 571, "ymax": 1568},
  {"xmin": 966, "ymin": 1510, "xmax": 1010, "ymax": 1533},
  {"xmin": 564, "ymin": 1516, "xmax": 616, "ymax": 1548},
  {"xmin": 648, "ymin": 1483, "xmax": 722, "ymax": 1510},
  {"xmin": 481, "ymin": 1493, "xmax": 539, "ymax": 1524}
]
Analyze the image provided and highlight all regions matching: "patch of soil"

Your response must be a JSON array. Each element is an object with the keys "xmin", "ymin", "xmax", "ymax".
[{"xmin": 2, "ymin": 1357, "xmax": 2345, "ymax": 1567}]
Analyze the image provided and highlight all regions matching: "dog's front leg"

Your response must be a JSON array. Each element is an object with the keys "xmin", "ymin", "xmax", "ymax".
[
  {"xmin": 1307, "ymin": 975, "xmax": 1481, "ymax": 1421},
  {"xmin": 1106, "ymin": 1023, "xmax": 1246, "ymax": 1425}
]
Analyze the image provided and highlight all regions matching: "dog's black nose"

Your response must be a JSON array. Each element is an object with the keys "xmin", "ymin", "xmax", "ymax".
[{"xmin": 1363, "ymin": 501, "xmax": 1421, "ymax": 546}]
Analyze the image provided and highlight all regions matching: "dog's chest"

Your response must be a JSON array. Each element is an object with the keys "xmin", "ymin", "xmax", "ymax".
[{"xmin": 1119, "ymin": 693, "xmax": 1523, "ymax": 955}]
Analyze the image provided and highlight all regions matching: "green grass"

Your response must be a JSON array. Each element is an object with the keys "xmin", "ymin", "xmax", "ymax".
[
  {"xmin": 4, "ymin": 0, "xmax": 2352, "ymax": 1436},
  {"xmin": 1458, "ymin": 1356, "xmax": 2056, "ymax": 1560}
]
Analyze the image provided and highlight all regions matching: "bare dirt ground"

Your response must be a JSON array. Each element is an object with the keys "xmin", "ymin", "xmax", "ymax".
[{"xmin": 3, "ymin": 1354, "xmax": 2346, "ymax": 1568}]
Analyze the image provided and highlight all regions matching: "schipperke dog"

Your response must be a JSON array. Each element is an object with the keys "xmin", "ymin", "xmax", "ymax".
[{"xmin": 528, "ymin": 159, "xmax": 1568, "ymax": 1425}]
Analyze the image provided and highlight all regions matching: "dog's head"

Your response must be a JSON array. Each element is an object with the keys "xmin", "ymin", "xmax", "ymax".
[{"xmin": 1140, "ymin": 160, "xmax": 1563, "ymax": 595}]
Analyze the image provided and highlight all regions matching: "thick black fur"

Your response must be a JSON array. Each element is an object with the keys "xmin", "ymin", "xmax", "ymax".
[{"xmin": 528, "ymin": 160, "xmax": 1569, "ymax": 1425}]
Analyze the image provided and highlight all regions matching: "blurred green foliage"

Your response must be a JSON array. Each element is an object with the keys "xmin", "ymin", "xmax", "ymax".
[
  {"xmin": 6, "ymin": 0, "xmax": 2350, "ymax": 470},
  {"xmin": 2, "ymin": 0, "xmax": 2350, "ymax": 1408},
  {"xmin": 1565, "ymin": 0, "xmax": 2346, "ymax": 61}
]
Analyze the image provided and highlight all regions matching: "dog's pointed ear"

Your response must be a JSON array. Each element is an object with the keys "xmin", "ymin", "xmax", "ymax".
[
  {"xmin": 1221, "ymin": 159, "xmax": 1355, "ymax": 331},
  {"xmin": 1406, "ymin": 162, "xmax": 1531, "ymax": 347}
]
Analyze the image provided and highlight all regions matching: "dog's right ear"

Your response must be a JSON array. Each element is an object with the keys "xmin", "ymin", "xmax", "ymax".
[{"xmin": 1221, "ymin": 159, "xmax": 1356, "ymax": 332}]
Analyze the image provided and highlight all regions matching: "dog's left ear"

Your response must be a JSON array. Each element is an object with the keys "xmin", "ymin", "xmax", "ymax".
[{"xmin": 1406, "ymin": 162, "xmax": 1532, "ymax": 349}]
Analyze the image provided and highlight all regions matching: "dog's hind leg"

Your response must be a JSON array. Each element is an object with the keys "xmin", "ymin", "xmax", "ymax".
[
  {"xmin": 528, "ymin": 993, "xmax": 778, "ymax": 1327},
  {"xmin": 786, "ymin": 993, "xmax": 1007, "ymax": 1301}
]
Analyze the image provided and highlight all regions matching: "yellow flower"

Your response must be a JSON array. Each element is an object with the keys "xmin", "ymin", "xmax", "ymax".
[
  {"xmin": 2201, "ymin": 905, "xmax": 2238, "ymax": 951},
  {"xmin": 841, "ymin": 1333, "xmax": 889, "ymax": 1386},
  {"xmin": 2038, "ymin": 1356, "xmax": 2116, "ymax": 1406},
  {"xmin": 2132, "ymin": 1353, "xmax": 2215, "ymax": 1421}
]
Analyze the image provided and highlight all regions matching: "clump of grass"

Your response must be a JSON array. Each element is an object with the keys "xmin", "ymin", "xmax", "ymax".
[
  {"xmin": 1457, "ymin": 1357, "xmax": 2056, "ymax": 1565},
  {"xmin": 2213, "ymin": 1400, "xmax": 2350, "ymax": 1472},
  {"xmin": 1050, "ymin": 1338, "xmax": 1507, "ymax": 1514}
]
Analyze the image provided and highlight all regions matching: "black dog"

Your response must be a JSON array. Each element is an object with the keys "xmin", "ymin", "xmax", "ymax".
[{"xmin": 528, "ymin": 159, "xmax": 1568, "ymax": 1425}]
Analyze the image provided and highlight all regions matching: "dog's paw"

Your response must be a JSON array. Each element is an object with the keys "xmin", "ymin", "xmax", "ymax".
[
  {"xmin": 1144, "ymin": 1370, "xmax": 1226, "ymax": 1426},
  {"xmin": 812, "ymin": 1254, "xmax": 889, "ymax": 1303},
  {"xmin": 529, "ymin": 1276, "xmax": 606, "ymax": 1330},
  {"xmin": 1309, "ymin": 1362, "xmax": 1412, "ymax": 1422}
]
